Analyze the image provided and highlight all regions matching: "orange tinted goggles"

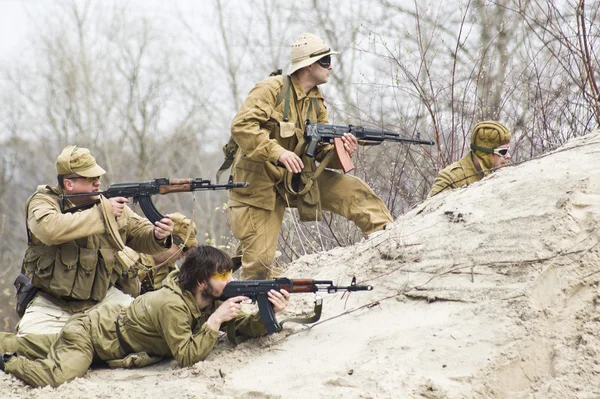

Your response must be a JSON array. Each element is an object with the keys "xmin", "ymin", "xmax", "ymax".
[{"xmin": 212, "ymin": 270, "xmax": 232, "ymax": 281}]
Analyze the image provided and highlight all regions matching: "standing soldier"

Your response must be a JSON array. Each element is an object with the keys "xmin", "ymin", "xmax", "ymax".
[
  {"xmin": 16, "ymin": 145, "xmax": 174, "ymax": 335},
  {"xmin": 428, "ymin": 121, "xmax": 512, "ymax": 197},
  {"xmin": 223, "ymin": 33, "xmax": 392, "ymax": 280}
]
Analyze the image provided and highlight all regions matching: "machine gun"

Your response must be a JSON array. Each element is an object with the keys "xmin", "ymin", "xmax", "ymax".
[
  {"xmin": 219, "ymin": 276, "xmax": 373, "ymax": 335},
  {"xmin": 304, "ymin": 121, "xmax": 434, "ymax": 171},
  {"xmin": 61, "ymin": 177, "xmax": 248, "ymax": 224}
]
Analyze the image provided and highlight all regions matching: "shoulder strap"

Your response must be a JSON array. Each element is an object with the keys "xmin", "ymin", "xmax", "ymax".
[{"xmin": 216, "ymin": 75, "xmax": 290, "ymax": 182}]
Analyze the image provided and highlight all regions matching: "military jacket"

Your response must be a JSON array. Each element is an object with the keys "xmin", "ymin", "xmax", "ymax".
[
  {"xmin": 428, "ymin": 152, "xmax": 485, "ymax": 197},
  {"xmin": 229, "ymin": 74, "xmax": 341, "ymax": 210},
  {"xmin": 91, "ymin": 271, "xmax": 267, "ymax": 366},
  {"xmin": 22, "ymin": 185, "xmax": 168, "ymax": 305}
]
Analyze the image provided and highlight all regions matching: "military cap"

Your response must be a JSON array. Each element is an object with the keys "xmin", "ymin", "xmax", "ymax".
[{"xmin": 56, "ymin": 145, "xmax": 106, "ymax": 177}]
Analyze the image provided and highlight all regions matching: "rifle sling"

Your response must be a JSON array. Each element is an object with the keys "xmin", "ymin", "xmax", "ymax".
[{"xmin": 225, "ymin": 297, "xmax": 323, "ymax": 346}]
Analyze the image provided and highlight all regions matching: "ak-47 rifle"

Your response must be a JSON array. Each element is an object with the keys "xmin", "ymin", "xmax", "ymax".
[
  {"xmin": 61, "ymin": 177, "xmax": 249, "ymax": 224},
  {"xmin": 304, "ymin": 120, "xmax": 434, "ymax": 171},
  {"xmin": 219, "ymin": 276, "xmax": 373, "ymax": 335}
]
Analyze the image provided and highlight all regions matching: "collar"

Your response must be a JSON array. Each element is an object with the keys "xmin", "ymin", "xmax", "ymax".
[{"xmin": 290, "ymin": 74, "xmax": 324, "ymax": 100}]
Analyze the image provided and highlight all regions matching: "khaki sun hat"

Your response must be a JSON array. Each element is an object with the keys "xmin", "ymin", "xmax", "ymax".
[
  {"xmin": 289, "ymin": 33, "xmax": 339, "ymax": 75},
  {"xmin": 56, "ymin": 145, "xmax": 106, "ymax": 177}
]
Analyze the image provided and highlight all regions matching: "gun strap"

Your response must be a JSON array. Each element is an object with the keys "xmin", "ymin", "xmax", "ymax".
[
  {"xmin": 99, "ymin": 195, "xmax": 126, "ymax": 251},
  {"xmin": 225, "ymin": 298, "xmax": 323, "ymax": 346},
  {"xmin": 280, "ymin": 297, "xmax": 323, "ymax": 327}
]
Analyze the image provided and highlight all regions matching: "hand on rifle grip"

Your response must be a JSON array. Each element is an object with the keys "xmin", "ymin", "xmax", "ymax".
[
  {"xmin": 109, "ymin": 197, "xmax": 129, "ymax": 218},
  {"xmin": 153, "ymin": 214, "xmax": 174, "ymax": 240}
]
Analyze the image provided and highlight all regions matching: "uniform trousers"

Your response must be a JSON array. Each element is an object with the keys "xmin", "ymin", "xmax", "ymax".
[{"xmin": 229, "ymin": 170, "xmax": 392, "ymax": 280}]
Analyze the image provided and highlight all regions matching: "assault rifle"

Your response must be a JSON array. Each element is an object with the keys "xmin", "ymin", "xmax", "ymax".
[
  {"xmin": 304, "ymin": 120, "xmax": 434, "ymax": 171},
  {"xmin": 219, "ymin": 276, "xmax": 373, "ymax": 335},
  {"xmin": 61, "ymin": 177, "xmax": 249, "ymax": 224}
]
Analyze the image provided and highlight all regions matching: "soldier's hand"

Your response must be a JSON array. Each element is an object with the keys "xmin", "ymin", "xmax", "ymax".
[
  {"xmin": 341, "ymin": 133, "xmax": 359, "ymax": 155},
  {"xmin": 268, "ymin": 289, "xmax": 290, "ymax": 313},
  {"xmin": 109, "ymin": 197, "xmax": 129, "ymax": 218},
  {"xmin": 278, "ymin": 150, "xmax": 304, "ymax": 173},
  {"xmin": 154, "ymin": 214, "xmax": 174, "ymax": 240},
  {"xmin": 207, "ymin": 296, "xmax": 248, "ymax": 330}
]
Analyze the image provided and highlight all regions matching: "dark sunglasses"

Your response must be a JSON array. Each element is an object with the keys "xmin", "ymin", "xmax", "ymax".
[
  {"xmin": 493, "ymin": 148, "xmax": 509, "ymax": 157},
  {"xmin": 316, "ymin": 55, "xmax": 331, "ymax": 69}
]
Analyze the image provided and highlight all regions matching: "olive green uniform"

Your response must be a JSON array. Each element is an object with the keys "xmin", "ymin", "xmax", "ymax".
[
  {"xmin": 427, "ymin": 153, "xmax": 485, "ymax": 197},
  {"xmin": 17, "ymin": 185, "xmax": 169, "ymax": 334},
  {"xmin": 1, "ymin": 271, "xmax": 267, "ymax": 387},
  {"xmin": 229, "ymin": 74, "xmax": 392, "ymax": 279}
]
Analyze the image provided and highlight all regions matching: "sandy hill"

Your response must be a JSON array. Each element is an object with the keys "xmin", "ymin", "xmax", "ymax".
[{"xmin": 2, "ymin": 131, "xmax": 600, "ymax": 399}]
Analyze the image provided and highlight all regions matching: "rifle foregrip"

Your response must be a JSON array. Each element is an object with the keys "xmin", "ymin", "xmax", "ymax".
[
  {"xmin": 159, "ymin": 184, "xmax": 192, "ymax": 194},
  {"xmin": 257, "ymin": 294, "xmax": 281, "ymax": 334}
]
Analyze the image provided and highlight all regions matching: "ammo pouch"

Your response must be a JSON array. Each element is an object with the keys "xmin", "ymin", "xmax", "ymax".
[
  {"xmin": 22, "ymin": 243, "xmax": 117, "ymax": 301},
  {"xmin": 13, "ymin": 273, "xmax": 39, "ymax": 318}
]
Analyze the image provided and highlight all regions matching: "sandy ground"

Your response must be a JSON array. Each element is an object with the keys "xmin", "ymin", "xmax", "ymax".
[{"xmin": 2, "ymin": 131, "xmax": 600, "ymax": 398}]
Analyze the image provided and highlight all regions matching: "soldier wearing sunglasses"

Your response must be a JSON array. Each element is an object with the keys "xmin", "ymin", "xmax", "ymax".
[
  {"xmin": 428, "ymin": 121, "xmax": 512, "ymax": 197},
  {"xmin": 0, "ymin": 246, "xmax": 289, "ymax": 387},
  {"xmin": 226, "ymin": 33, "xmax": 392, "ymax": 280},
  {"xmin": 15, "ymin": 145, "xmax": 175, "ymax": 336}
]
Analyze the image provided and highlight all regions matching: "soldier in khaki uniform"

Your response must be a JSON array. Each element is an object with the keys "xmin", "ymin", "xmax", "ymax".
[
  {"xmin": 227, "ymin": 33, "xmax": 393, "ymax": 280},
  {"xmin": 0, "ymin": 246, "xmax": 290, "ymax": 388},
  {"xmin": 16, "ymin": 145, "xmax": 175, "ymax": 335},
  {"xmin": 427, "ymin": 121, "xmax": 512, "ymax": 197},
  {"xmin": 134, "ymin": 212, "xmax": 199, "ymax": 293}
]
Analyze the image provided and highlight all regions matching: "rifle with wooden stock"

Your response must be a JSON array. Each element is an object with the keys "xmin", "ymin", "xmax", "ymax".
[
  {"xmin": 304, "ymin": 120, "xmax": 434, "ymax": 172},
  {"xmin": 61, "ymin": 177, "xmax": 249, "ymax": 224},
  {"xmin": 219, "ymin": 276, "xmax": 373, "ymax": 340}
]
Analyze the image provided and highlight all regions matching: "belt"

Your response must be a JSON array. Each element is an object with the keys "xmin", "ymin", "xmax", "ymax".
[{"xmin": 115, "ymin": 315, "xmax": 135, "ymax": 355}]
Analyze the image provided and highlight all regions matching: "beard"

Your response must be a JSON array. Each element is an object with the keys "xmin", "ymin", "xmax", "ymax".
[{"xmin": 200, "ymin": 283, "xmax": 220, "ymax": 301}]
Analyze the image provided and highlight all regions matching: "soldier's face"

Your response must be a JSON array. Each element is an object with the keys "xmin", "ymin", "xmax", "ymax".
[
  {"xmin": 63, "ymin": 175, "xmax": 102, "ymax": 204},
  {"xmin": 493, "ymin": 144, "xmax": 511, "ymax": 168},
  {"xmin": 204, "ymin": 271, "xmax": 234, "ymax": 299},
  {"xmin": 310, "ymin": 59, "xmax": 331, "ymax": 85}
]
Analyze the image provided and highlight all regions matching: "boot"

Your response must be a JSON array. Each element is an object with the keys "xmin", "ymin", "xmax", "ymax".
[{"xmin": 0, "ymin": 353, "xmax": 15, "ymax": 372}]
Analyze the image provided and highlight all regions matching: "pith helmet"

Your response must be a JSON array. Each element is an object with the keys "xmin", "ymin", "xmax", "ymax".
[
  {"xmin": 170, "ymin": 212, "xmax": 198, "ymax": 249},
  {"xmin": 470, "ymin": 121, "xmax": 512, "ymax": 170},
  {"xmin": 56, "ymin": 145, "xmax": 106, "ymax": 177},
  {"xmin": 289, "ymin": 33, "xmax": 339, "ymax": 75}
]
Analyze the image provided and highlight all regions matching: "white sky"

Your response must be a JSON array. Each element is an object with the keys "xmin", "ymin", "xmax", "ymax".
[{"xmin": 0, "ymin": 0, "xmax": 193, "ymax": 68}]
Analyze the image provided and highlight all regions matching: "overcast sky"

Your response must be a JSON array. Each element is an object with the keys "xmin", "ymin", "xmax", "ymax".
[{"xmin": 0, "ymin": 0, "xmax": 192, "ymax": 69}]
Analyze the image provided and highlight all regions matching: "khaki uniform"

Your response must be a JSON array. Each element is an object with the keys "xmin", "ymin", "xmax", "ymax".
[
  {"xmin": 229, "ymin": 74, "xmax": 392, "ymax": 279},
  {"xmin": 427, "ymin": 152, "xmax": 485, "ymax": 197},
  {"xmin": 18, "ymin": 185, "xmax": 169, "ymax": 334},
  {"xmin": 136, "ymin": 253, "xmax": 177, "ymax": 293},
  {"xmin": 1, "ymin": 270, "xmax": 267, "ymax": 388}
]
